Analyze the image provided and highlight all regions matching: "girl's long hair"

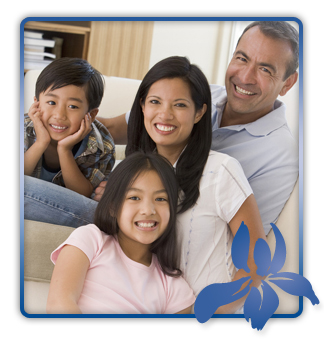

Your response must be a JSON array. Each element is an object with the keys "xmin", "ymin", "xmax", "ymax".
[
  {"xmin": 94, "ymin": 152, "xmax": 182, "ymax": 277},
  {"xmin": 126, "ymin": 56, "xmax": 212, "ymax": 213}
]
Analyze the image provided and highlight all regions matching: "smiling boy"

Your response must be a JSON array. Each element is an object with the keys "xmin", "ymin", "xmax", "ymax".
[{"xmin": 24, "ymin": 58, "xmax": 115, "ymax": 198}]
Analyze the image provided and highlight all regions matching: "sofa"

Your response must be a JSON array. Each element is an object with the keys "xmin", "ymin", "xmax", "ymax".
[{"xmin": 22, "ymin": 69, "xmax": 300, "ymax": 316}]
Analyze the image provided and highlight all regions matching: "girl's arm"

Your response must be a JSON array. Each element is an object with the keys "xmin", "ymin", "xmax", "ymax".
[
  {"xmin": 175, "ymin": 305, "xmax": 192, "ymax": 314},
  {"xmin": 46, "ymin": 245, "xmax": 90, "ymax": 314},
  {"xmin": 215, "ymin": 194, "xmax": 267, "ymax": 314}
]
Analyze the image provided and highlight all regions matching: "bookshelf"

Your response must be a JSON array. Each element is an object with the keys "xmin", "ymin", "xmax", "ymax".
[{"xmin": 23, "ymin": 20, "xmax": 154, "ymax": 80}]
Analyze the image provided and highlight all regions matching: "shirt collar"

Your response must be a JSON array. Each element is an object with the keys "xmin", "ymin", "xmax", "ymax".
[{"xmin": 215, "ymin": 98, "xmax": 287, "ymax": 137}]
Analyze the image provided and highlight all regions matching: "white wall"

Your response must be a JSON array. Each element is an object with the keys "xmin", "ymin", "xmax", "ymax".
[{"xmin": 149, "ymin": 21, "xmax": 220, "ymax": 84}]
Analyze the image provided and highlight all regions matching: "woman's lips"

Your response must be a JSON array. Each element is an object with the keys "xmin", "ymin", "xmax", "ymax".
[{"xmin": 154, "ymin": 123, "xmax": 176, "ymax": 134}]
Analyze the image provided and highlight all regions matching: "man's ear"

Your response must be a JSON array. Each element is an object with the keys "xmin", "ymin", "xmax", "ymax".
[
  {"xmin": 279, "ymin": 71, "xmax": 298, "ymax": 96},
  {"xmin": 88, "ymin": 108, "xmax": 99, "ymax": 123},
  {"xmin": 33, "ymin": 96, "xmax": 37, "ymax": 103},
  {"xmin": 194, "ymin": 103, "xmax": 207, "ymax": 124}
]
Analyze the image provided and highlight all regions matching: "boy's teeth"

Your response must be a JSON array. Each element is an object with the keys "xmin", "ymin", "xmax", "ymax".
[
  {"xmin": 156, "ymin": 124, "xmax": 175, "ymax": 132},
  {"xmin": 51, "ymin": 124, "xmax": 67, "ymax": 129},
  {"xmin": 235, "ymin": 86, "xmax": 255, "ymax": 95}
]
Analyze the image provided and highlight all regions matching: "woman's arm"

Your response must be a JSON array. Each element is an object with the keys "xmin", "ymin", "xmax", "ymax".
[
  {"xmin": 215, "ymin": 194, "xmax": 266, "ymax": 314},
  {"xmin": 46, "ymin": 245, "xmax": 90, "ymax": 314}
]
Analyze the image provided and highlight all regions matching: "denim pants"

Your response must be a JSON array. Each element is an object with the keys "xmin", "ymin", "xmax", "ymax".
[{"xmin": 24, "ymin": 176, "xmax": 98, "ymax": 228}]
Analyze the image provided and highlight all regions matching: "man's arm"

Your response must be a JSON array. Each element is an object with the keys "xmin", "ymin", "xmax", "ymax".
[{"xmin": 96, "ymin": 114, "xmax": 128, "ymax": 145}]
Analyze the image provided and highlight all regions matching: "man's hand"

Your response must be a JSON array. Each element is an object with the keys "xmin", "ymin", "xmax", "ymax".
[
  {"xmin": 28, "ymin": 101, "xmax": 51, "ymax": 147},
  {"xmin": 93, "ymin": 180, "xmax": 107, "ymax": 202}
]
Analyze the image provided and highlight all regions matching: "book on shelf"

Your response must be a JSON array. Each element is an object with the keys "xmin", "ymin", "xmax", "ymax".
[
  {"xmin": 24, "ymin": 36, "xmax": 55, "ymax": 48},
  {"xmin": 24, "ymin": 30, "xmax": 44, "ymax": 39},
  {"xmin": 24, "ymin": 50, "xmax": 56, "ymax": 61}
]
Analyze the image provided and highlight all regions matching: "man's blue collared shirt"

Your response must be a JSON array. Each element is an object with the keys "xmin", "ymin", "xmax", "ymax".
[{"xmin": 210, "ymin": 85, "xmax": 298, "ymax": 235}]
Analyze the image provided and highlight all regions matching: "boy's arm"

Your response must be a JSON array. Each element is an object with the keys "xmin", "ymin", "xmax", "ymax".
[
  {"xmin": 24, "ymin": 102, "xmax": 51, "ymax": 175},
  {"xmin": 57, "ymin": 115, "xmax": 94, "ymax": 197},
  {"xmin": 96, "ymin": 114, "xmax": 128, "ymax": 144},
  {"xmin": 58, "ymin": 148, "xmax": 94, "ymax": 197}
]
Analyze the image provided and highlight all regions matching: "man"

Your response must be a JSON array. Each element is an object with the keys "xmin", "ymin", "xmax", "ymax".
[
  {"xmin": 95, "ymin": 21, "xmax": 299, "ymax": 235},
  {"xmin": 25, "ymin": 21, "xmax": 299, "ymax": 235}
]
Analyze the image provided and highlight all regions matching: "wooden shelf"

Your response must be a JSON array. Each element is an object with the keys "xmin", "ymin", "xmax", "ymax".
[
  {"xmin": 23, "ymin": 20, "xmax": 153, "ymax": 80},
  {"xmin": 24, "ymin": 21, "xmax": 90, "ymax": 35}
]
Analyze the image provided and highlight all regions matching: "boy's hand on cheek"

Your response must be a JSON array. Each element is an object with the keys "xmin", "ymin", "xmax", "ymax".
[
  {"xmin": 58, "ymin": 113, "xmax": 92, "ymax": 153},
  {"xmin": 28, "ymin": 101, "xmax": 51, "ymax": 147}
]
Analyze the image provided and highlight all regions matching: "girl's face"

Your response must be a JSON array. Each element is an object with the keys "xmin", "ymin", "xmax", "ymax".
[
  {"xmin": 117, "ymin": 170, "xmax": 170, "ymax": 250},
  {"xmin": 141, "ymin": 78, "xmax": 206, "ymax": 163}
]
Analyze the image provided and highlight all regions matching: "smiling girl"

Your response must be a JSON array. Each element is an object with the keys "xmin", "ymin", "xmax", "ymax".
[{"xmin": 46, "ymin": 152, "xmax": 195, "ymax": 314}]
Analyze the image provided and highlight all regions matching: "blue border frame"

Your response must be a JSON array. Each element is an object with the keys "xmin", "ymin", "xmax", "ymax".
[{"xmin": 20, "ymin": 16, "xmax": 303, "ymax": 319}]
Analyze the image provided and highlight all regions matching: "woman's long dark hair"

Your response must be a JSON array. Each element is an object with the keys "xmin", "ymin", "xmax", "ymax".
[
  {"xmin": 94, "ymin": 151, "xmax": 182, "ymax": 277},
  {"xmin": 126, "ymin": 56, "xmax": 212, "ymax": 213}
]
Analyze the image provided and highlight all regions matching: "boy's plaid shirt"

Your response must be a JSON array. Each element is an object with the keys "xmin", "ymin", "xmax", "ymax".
[{"xmin": 24, "ymin": 114, "xmax": 116, "ymax": 191}]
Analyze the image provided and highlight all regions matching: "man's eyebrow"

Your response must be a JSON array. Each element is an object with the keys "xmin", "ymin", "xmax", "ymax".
[
  {"xmin": 45, "ymin": 92, "xmax": 84, "ymax": 103},
  {"xmin": 235, "ymin": 50, "xmax": 277, "ymax": 73}
]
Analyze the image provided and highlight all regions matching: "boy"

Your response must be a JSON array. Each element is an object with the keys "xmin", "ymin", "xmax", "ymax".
[{"xmin": 24, "ymin": 58, "xmax": 115, "ymax": 198}]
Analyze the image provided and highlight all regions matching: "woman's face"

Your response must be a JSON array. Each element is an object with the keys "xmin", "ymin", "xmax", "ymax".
[{"xmin": 141, "ymin": 78, "xmax": 206, "ymax": 163}]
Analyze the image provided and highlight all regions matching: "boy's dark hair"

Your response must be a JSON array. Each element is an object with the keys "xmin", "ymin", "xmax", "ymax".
[
  {"xmin": 94, "ymin": 151, "xmax": 182, "ymax": 277},
  {"xmin": 35, "ymin": 57, "xmax": 104, "ymax": 111},
  {"xmin": 237, "ymin": 21, "xmax": 299, "ymax": 80},
  {"xmin": 126, "ymin": 56, "xmax": 212, "ymax": 214}
]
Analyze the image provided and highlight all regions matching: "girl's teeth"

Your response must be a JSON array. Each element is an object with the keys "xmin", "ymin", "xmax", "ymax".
[
  {"xmin": 136, "ymin": 222, "xmax": 156, "ymax": 228},
  {"xmin": 156, "ymin": 124, "xmax": 175, "ymax": 132},
  {"xmin": 236, "ymin": 86, "xmax": 255, "ymax": 95}
]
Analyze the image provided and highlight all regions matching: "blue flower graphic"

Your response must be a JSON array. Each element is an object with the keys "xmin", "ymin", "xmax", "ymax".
[{"xmin": 194, "ymin": 222, "xmax": 319, "ymax": 330}]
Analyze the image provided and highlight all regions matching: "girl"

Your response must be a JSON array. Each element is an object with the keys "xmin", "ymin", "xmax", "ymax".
[
  {"xmin": 126, "ymin": 56, "xmax": 267, "ymax": 313},
  {"xmin": 46, "ymin": 152, "xmax": 195, "ymax": 314}
]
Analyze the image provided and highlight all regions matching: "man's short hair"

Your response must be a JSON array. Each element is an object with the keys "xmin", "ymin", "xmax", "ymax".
[
  {"xmin": 237, "ymin": 21, "xmax": 299, "ymax": 80},
  {"xmin": 35, "ymin": 58, "xmax": 104, "ymax": 111}
]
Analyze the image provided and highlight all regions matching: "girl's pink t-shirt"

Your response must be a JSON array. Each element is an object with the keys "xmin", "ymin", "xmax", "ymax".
[{"xmin": 51, "ymin": 224, "xmax": 195, "ymax": 314}]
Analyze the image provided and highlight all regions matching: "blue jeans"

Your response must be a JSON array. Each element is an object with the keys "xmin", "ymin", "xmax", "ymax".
[{"xmin": 24, "ymin": 176, "xmax": 98, "ymax": 228}]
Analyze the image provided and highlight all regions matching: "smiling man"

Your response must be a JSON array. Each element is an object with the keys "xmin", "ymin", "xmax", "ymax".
[{"xmin": 98, "ymin": 21, "xmax": 299, "ymax": 235}]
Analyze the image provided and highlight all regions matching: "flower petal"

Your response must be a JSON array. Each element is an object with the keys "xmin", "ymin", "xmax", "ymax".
[
  {"xmin": 244, "ymin": 281, "xmax": 279, "ymax": 331},
  {"xmin": 269, "ymin": 272, "xmax": 320, "ymax": 305},
  {"xmin": 232, "ymin": 221, "xmax": 250, "ymax": 273},
  {"xmin": 254, "ymin": 238, "xmax": 272, "ymax": 276},
  {"xmin": 268, "ymin": 223, "xmax": 286, "ymax": 274},
  {"xmin": 194, "ymin": 276, "xmax": 251, "ymax": 323}
]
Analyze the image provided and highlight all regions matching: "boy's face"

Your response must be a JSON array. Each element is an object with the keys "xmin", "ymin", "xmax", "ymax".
[{"xmin": 37, "ymin": 84, "xmax": 96, "ymax": 142}]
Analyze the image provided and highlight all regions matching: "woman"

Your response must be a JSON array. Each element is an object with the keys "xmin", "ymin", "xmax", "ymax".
[{"xmin": 126, "ymin": 56, "xmax": 266, "ymax": 313}]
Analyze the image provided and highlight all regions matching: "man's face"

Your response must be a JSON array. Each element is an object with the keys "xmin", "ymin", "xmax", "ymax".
[{"xmin": 224, "ymin": 26, "xmax": 297, "ymax": 123}]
